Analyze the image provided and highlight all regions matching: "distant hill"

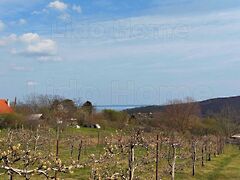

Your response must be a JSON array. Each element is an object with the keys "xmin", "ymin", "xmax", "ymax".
[{"xmin": 125, "ymin": 96, "xmax": 240, "ymax": 116}]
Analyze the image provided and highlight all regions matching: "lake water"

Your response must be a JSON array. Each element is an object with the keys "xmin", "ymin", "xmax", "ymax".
[{"xmin": 95, "ymin": 105, "xmax": 144, "ymax": 112}]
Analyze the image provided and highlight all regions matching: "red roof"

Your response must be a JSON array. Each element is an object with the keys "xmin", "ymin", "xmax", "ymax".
[{"xmin": 0, "ymin": 99, "xmax": 13, "ymax": 114}]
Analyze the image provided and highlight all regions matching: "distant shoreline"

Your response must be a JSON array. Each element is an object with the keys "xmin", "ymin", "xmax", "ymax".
[{"xmin": 95, "ymin": 105, "xmax": 145, "ymax": 111}]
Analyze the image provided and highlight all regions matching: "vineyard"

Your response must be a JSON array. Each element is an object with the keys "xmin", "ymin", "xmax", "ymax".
[{"xmin": 1, "ymin": 126, "xmax": 237, "ymax": 180}]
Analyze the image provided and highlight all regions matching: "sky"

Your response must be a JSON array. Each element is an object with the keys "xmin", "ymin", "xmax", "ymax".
[{"xmin": 0, "ymin": 0, "xmax": 240, "ymax": 105}]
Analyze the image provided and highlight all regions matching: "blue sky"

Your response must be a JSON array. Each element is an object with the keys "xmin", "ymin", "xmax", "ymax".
[{"xmin": 0, "ymin": 0, "xmax": 240, "ymax": 105}]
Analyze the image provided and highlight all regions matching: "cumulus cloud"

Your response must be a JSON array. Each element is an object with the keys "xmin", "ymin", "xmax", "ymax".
[
  {"xmin": 72, "ymin": 4, "xmax": 82, "ymax": 13},
  {"xmin": 48, "ymin": 1, "xmax": 67, "ymax": 11},
  {"xmin": 0, "ymin": 34, "xmax": 17, "ymax": 46},
  {"xmin": 0, "ymin": 20, "xmax": 5, "ymax": 31},
  {"xmin": 6, "ymin": 33, "xmax": 57, "ymax": 57},
  {"xmin": 19, "ymin": 33, "xmax": 40, "ymax": 43},
  {"xmin": 1, "ymin": 32, "xmax": 59, "ymax": 61},
  {"xmin": 26, "ymin": 39, "xmax": 57, "ymax": 56}
]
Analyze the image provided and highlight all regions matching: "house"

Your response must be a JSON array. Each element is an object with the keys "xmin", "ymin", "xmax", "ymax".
[
  {"xmin": 95, "ymin": 124, "xmax": 101, "ymax": 129},
  {"xmin": 231, "ymin": 134, "xmax": 240, "ymax": 139},
  {"xmin": 0, "ymin": 99, "xmax": 13, "ymax": 114},
  {"xmin": 228, "ymin": 134, "xmax": 240, "ymax": 145},
  {"xmin": 83, "ymin": 123, "xmax": 101, "ymax": 129},
  {"xmin": 27, "ymin": 114, "xmax": 44, "ymax": 121}
]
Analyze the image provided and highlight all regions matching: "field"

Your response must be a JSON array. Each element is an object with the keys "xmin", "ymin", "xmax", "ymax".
[
  {"xmin": 0, "ymin": 127, "xmax": 239, "ymax": 179},
  {"xmin": 176, "ymin": 145, "xmax": 240, "ymax": 180}
]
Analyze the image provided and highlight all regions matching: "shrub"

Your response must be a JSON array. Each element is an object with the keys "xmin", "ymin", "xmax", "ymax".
[
  {"xmin": 0, "ymin": 113, "xmax": 25, "ymax": 129},
  {"xmin": 103, "ymin": 110, "xmax": 128, "ymax": 128}
]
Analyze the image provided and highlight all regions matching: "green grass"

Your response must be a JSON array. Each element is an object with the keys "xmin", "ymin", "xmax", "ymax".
[
  {"xmin": 58, "ymin": 127, "xmax": 115, "ymax": 179},
  {"xmin": 63, "ymin": 127, "xmax": 116, "ymax": 136},
  {"xmin": 176, "ymin": 145, "xmax": 240, "ymax": 180}
]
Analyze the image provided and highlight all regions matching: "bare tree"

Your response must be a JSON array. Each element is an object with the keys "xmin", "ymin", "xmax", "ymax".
[{"xmin": 162, "ymin": 98, "xmax": 200, "ymax": 133}]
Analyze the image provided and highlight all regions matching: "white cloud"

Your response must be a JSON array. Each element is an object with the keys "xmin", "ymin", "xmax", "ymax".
[
  {"xmin": 1, "ymin": 33, "xmax": 59, "ymax": 60},
  {"xmin": 10, "ymin": 64, "xmax": 32, "ymax": 71},
  {"xmin": 9, "ymin": 19, "xmax": 27, "ymax": 26},
  {"xmin": 19, "ymin": 33, "xmax": 40, "ymax": 43},
  {"xmin": 65, "ymin": 8, "xmax": 240, "ymax": 67},
  {"xmin": 19, "ymin": 18, "xmax": 27, "ymax": 25},
  {"xmin": 72, "ymin": 4, "xmax": 82, "ymax": 13},
  {"xmin": 59, "ymin": 13, "xmax": 71, "ymax": 22},
  {"xmin": 48, "ymin": 1, "xmax": 67, "ymax": 11},
  {"xmin": 8, "ymin": 34, "xmax": 17, "ymax": 41},
  {"xmin": 27, "ymin": 81, "xmax": 38, "ymax": 86},
  {"xmin": 0, "ymin": 20, "xmax": 5, "ymax": 31},
  {"xmin": 38, "ymin": 56, "xmax": 62, "ymax": 62},
  {"xmin": 17, "ymin": 33, "xmax": 58, "ymax": 58},
  {"xmin": 69, "ymin": 9, "xmax": 240, "ymax": 46},
  {"xmin": 10, "ymin": 48, "xmax": 17, "ymax": 54},
  {"xmin": 26, "ymin": 39, "xmax": 57, "ymax": 56},
  {"xmin": 0, "ymin": 34, "xmax": 17, "ymax": 46},
  {"xmin": 32, "ymin": 8, "xmax": 48, "ymax": 15},
  {"xmin": 0, "ymin": 40, "xmax": 6, "ymax": 46}
]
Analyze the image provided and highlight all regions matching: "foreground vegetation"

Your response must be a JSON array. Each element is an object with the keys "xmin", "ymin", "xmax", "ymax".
[
  {"xmin": 0, "ymin": 95, "xmax": 240, "ymax": 179},
  {"xmin": 0, "ymin": 126, "xmax": 237, "ymax": 179},
  {"xmin": 176, "ymin": 145, "xmax": 240, "ymax": 179}
]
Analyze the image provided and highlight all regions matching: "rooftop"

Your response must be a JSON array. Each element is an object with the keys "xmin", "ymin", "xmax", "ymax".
[{"xmin": 0, "ymin": 99, "xmax": 14, "ymax": 114}]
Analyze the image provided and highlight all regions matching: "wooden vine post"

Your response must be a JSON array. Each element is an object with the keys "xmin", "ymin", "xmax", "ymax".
[
  {"xmin": 129, "ymin": 143, "xmax": 135, "ymax": 180},
  {"xmin": 156, "ymin": 134, "xmax": 159, "ymax": 180},
  {"xmin": 55, "ymin": 125, "xmax": 60, "ymax": 180},
  {"xmin": 192, "ymin": 140, "xmax": 197, "ymax": 176},
  {"xmin": 78, "ymin": 140, "xmax": 83, "ymax": 162},
  {"xmin": 171, "ymin": 144, "xmax": 177, "ymax": 180}
]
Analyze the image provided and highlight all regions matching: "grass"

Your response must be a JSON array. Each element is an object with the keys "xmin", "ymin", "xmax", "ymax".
[
  {"xmin": 176, "ymin": 145, "xmax": 240, "ymax": 180},
  {"xmin": 58, "ymin": 127, "xmax": 116, "ymax": 179},
  {"xmin": 63, "ymin": 127, "xmax": 116, "ymax": 136}
]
